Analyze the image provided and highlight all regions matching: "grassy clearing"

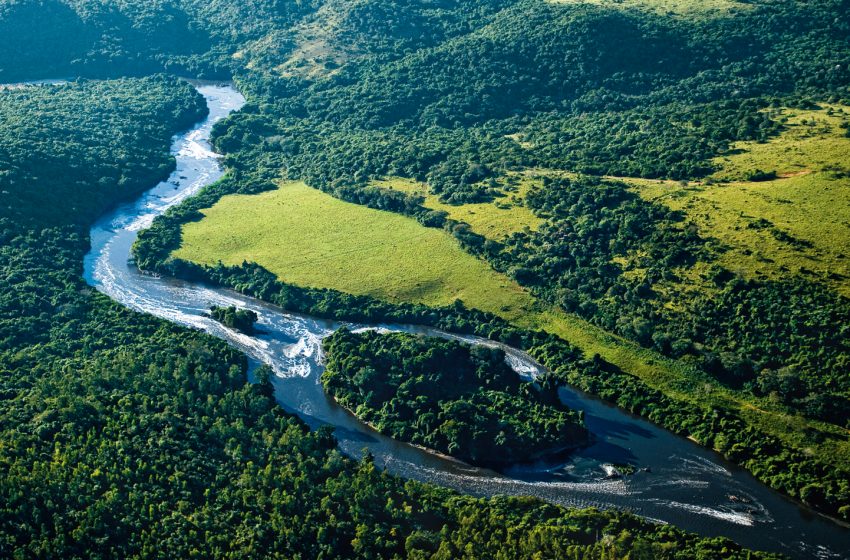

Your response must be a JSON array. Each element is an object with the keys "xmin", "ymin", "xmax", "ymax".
[
  {"xmin": 175, "ymin": 181, "xmax": 534, "ymax": 316},
  {"xmin": 175, "ymin": 179, "xmax": 849, "ymax": 473},
  {"xmin": 373, "ymin": 175, "xmax": 544, "ymax": 240},
  {"xmin": 275, "ymin": 3, "xmax": 353, "ymax": 80},
  {"xmin": 627, "ymin": 104, "xmax": 850, "ymax": 296},
  {"xmin": 545, "ymin": 0, "xmax": 752, "ymax": 18}
]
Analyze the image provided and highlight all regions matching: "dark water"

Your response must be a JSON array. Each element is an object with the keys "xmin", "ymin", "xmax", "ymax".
[{"xmin": 79, "ymin": 83, "xmax": 850, "ymax": 559}]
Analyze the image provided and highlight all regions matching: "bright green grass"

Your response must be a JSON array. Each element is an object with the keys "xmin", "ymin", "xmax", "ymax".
[
  {"xmin": 373, "ymin": 175, "xmax": 544, "ymax": 240},
  {"xmin": 175, "ymin": 179, "xmax": 849, "ymax": 474},
  {"xmin": 175, "ymin": 181, "xmax": 534, "ymax": 316},
  {"xmin": 628, "ymin": 104, "xmax": 850, "ymax": 296},
  {"xmin": 546, "ymin": 0, "xmax": 752, "ymax": 18}
]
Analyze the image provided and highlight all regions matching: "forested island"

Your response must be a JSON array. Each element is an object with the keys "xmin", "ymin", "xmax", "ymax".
[
  {"xmin": 322, "ymin": 329, "xmax": 588, "ymax": 465},
  {"xmin": 209, "ymin": 305, "xmax": 258, "ymax": 333}
]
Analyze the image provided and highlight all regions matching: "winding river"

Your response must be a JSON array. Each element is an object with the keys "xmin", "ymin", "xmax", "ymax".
[{"xmin": 81, "ymin": 83, "xmax": 849, "ymax": 559}]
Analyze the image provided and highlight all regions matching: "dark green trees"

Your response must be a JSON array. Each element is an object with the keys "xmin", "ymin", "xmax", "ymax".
[
  {"xmin": 322, "ymin": 329, "xmax": 588, "ymax": 465},
  {"xmin": 209, "ymin": 305, "xmax": 259, "ymax": 333}
]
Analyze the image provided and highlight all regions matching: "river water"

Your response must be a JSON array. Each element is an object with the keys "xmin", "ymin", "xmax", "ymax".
[{"xmin": 80, "ymin": 83, "xmax": 849, "ymax": 558}]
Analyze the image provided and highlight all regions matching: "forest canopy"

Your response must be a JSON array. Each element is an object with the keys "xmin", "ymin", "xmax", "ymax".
[{"xmin": 322, "ymin": 329, "xmax": 588, "ymax": 465}]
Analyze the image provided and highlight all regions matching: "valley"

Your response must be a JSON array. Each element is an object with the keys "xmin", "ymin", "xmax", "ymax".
[{"xmin": 1, "ymin": 0, "xmax": 848, "ymax": 557}]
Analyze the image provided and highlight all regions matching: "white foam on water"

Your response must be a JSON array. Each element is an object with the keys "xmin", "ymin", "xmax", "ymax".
[
  {"xmin": 650, "ymin": 499, "xmax": 754, "ymax": 526},
  {"xmin": 645, "ymin": 477, "xmax": 710, "ymax": 490},
  {"xmin": 673, "ymin": 454, "xmax": 732, "ymax": 477}
]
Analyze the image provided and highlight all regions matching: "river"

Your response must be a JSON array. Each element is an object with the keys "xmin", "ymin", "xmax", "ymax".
[{"xmin": 80, "ymin": 83, "xmax": 849, "ymax": 559}]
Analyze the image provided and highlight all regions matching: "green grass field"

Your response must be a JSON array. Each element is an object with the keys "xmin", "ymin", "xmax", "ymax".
[
  {"xmin": 374, "ymin": 176, "xmax": 544, "ymax": 240},
  {"xmin": 175, "ymin": 179, "xmax": 850, "ymax": 475},
  {"xmin": 627, "ymin": 104, "xmax": 850, "ymax": 296},
  {"xmin": 175, "ymin": 181, "xmax": 534, "ymax": 316}
]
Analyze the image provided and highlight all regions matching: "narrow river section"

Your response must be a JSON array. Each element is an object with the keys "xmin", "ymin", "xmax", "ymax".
[{"xmin": 82, "ymin": 83, "xmax": 849, "ymax": 559}]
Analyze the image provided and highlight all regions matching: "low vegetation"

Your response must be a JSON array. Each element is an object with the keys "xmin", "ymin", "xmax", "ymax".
[
  {"xmin": 373, "ymin": 175, "xmax": 544, "ymax": 240},
  {"xmin": 547, "ymin": 0, "xmax": 754, "ymax": 18},
  {"xmin": 322, "ymin": 329, "xmax": 588, "ymax": 465},
  {"xmin": 629, "ymin": 104, "xmax": 850, "ymax": 297},
  {"xmin": 174, "ymin": 181, "xmax": 534, "ymax": 315}
]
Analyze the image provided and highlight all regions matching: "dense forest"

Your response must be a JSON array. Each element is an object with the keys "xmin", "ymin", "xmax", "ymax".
[
  {"xmin": 0, "ymin": 77, "xmax": 207, "ymax": 226},
  {"xmin": 2, "ymin": 0, "xmax": 849, "ymax": 555},
  {"xmin": 0, "ymin": 71, "xmax": 782, "ymax": 558},
  {"xmin": 322, "ymin": 329, "xmax": 588, "ymax": 464}
]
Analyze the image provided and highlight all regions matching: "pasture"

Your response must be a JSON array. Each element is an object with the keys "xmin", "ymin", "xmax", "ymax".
[
  {"xmin": 374, "ymin": 175, "xmax": 544, "ymax": 240},
  {"xmin": 175, "ymin": 181, "xmax": 535, "ymax": 316}
]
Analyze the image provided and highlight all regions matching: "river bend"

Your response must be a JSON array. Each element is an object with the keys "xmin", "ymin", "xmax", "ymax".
[{"xmin": 80, "ymin": 83, "xmax": 849, "ymax": 559}]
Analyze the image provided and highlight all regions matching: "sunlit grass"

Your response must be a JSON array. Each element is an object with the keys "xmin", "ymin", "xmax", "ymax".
[
  {"xmin": 175, "ymin": 181, "xmax": 534, "ymax": 316},
  {"xmin": 627, "ymin": 104, "xmax": 850, "ymax": 296},
  {"xmin": 373, "ymin": 175, "xmax": 544, "ymax": 240},
  {"xmin": 545, "ymin": 0, "xmax": 752, "ymax": 18}
]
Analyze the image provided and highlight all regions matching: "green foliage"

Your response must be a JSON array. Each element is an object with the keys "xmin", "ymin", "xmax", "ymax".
[
  {"xmin": 3, "ymin": 0, "xmax": 849, "ymax": 545},
  {"xmin": 193, "ymin": 0, "xmax": 850, "ymax": 206},
  {"xmin": 209, "ymin": 305, "xmax": 258, "ymax": 333},
  {"xmin": 0, "ymin": 76, "xmax": 207, "ymax": 227},
  {"xmin": 322, "ymin": 329, "xmax": 588, "ymax": 464},
  {"xmin": 480, "ymin": 175, "xmax": 850, "ymax": 426},
  {"xmin": 0, "ymin": 0, "xmax": 322, "ymax": 80},
  {"xmin": 118, "ymin": 0, "xmax": 850, "ymax": 523}
]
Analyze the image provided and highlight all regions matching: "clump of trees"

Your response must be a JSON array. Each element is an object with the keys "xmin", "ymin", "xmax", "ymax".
[
  {"xmin": 209, "ymin": 305, "xmax": 258, "ymax": 333},
  {"xmin": 322, "ymin": 329, "xmax": 588, "ymax": 465}
]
